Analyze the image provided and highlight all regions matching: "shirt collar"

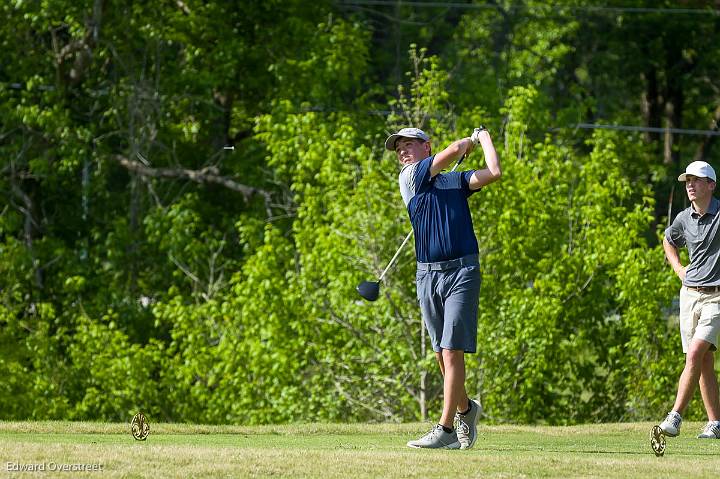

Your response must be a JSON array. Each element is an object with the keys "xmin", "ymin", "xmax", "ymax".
[{"xmin": 691, "ymin": 197, "xmax": 720, "ymax": 217}]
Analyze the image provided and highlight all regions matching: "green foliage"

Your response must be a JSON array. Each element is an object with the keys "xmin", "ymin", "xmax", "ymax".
[
  {"xmin": 466, "ymin": 85, "xmax": 682, "ymax": 423},
  {"xmin": 0, "ymin": 0, "xmax": 712, "ymax": 425},
  {"xmin": 69, "ymin": 315, "xmax": 164, "ymax": 421}
]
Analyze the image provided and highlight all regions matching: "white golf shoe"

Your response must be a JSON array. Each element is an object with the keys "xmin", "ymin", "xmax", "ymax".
[
  {"xmin": 455, "ymin": 399, "xmax": 482, "ymax": 450},
  {"xmin": 407, "ymin": 424, "xmax": 461, "ymax": 449},
  {"xmin": 697, "ymin": 421, "xmax": 720, "ymax": 439},
  {"xmin": 659, "ymin": 411, "xmax": 682, "ymax": 437}
]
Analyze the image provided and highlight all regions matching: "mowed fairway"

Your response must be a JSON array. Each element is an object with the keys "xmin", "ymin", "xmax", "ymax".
[{"xmin": 1, "ymin": 421, "xmax": 719, "ymax": 478}]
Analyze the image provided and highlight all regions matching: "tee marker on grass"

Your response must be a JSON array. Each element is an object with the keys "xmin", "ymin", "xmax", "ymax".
[
  {"xmin": 650, "ymin": 425, "xmax": 666, "ymax": 457},
  {"xmin": 131, "ymin": 412, "xmax": 150, "ymax": 441}
]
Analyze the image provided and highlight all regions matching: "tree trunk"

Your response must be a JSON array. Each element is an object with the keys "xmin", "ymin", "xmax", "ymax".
[
  {"xmin": 663, "ymin": 85, "xmax": 684, "ymax": 167},
  {"xmin": 641, "ymin": 66, "xmax": 661, "ymax": 143},
  {"xmin": 10, "ymin": 172, "xmax": 42, "ymax": 290}
]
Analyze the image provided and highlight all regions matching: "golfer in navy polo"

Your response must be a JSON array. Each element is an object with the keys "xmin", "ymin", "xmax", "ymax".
[{"xmin": 385, "ymin": 126, "xmax": 501, "ymax": 449}]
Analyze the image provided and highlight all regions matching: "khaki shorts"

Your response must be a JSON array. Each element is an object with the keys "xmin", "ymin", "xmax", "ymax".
[{"xmin": 679, "ymin": 286, "xmax": 720, "ymax": 353}]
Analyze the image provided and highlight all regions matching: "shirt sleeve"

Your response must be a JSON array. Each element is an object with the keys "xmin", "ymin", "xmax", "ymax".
[
  {"xmin": 462, "ymin": 170, "xmax": 478, "ymax": 197},
  {"xmin": 665, "ymin": 213, "xmax": 686, "ymax": 248},
  {"xmin": 398, "ymin": 156, "xmax": 434, "ymax": 206},
  {"xmin": 413, "ymin": 156, "xmax": 433, "ymax": 192}
]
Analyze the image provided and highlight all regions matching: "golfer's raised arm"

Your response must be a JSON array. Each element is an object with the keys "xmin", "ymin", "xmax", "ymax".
[
  {"xmin": 469, "ymin": 130, "xmax": 501, "ymax": 190},
  {"xmin": 430, "ymin": 138, "xmax": 474, "ymax": 177}
]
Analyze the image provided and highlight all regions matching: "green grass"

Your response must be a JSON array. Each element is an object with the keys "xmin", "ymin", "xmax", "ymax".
[{"xmin": 1, "ymin": 421, "xmax": 719, "ymax": 478}]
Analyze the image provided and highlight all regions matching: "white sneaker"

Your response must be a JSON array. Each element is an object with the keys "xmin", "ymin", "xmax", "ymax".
[
  {"xmin": 455, "ymin": 399, "xmax": 482, "ymax": 450},
  {"xmin": 697, "ymin": 421, "xmax": 720, "ymax": 439},
  {"xmin": 407, "ymin": 424, "xmax": 461, "ymax": 449},
  {"xmin": 659, "ymin": 411, "xmax": 682, "ymax": 437}
]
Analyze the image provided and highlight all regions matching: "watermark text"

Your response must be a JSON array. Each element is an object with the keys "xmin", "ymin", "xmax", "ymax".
[{"xmin": 7, "ymin": 462, "xmax": 103, "ymax": 473}]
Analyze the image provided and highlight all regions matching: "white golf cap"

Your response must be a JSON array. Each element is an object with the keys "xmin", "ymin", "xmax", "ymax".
[
  {"xmin": 678, "ymin": 161, "xmax": 717, "ymax": 182},
  {"xmin": 384, "ymin": 127, "xmax": 430, "ymax": 151}
]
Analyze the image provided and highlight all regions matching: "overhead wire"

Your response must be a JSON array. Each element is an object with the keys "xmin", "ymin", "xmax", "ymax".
[
  {"xmin": 337, "ymin": 0, "xmax": 720, "ymax": 16},
  {"xmin": 564, "ymin": 123, "xmax": 720, "ymax": 136}
]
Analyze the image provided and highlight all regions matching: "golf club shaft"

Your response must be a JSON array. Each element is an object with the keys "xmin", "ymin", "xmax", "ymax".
[
  {"xmin": 377, "ymin": 153, "xmax": 467, "ymax": 283},
  {"xmin": 378, "ymin": 230, "xmax": 413, "ymax": 282}
]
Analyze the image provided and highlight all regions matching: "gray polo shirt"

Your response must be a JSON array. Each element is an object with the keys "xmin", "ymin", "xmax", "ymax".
[{"xmin": 665, "ymin": 197, "xmax": 720, "ymax": 287}]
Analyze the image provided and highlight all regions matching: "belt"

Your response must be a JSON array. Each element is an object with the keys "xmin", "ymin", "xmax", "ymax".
[
  {"xmin": 686, "ymin": 285, "xmax": 720, "ymax": 293},
  {"xmin": 417, "ymin": 254, "xmax": 479, "ymax": 272}
]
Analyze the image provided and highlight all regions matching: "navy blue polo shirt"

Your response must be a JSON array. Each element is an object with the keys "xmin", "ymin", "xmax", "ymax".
[{"xmin": 398, "ymin": 156, "xmax": 479, "ymax": 263}]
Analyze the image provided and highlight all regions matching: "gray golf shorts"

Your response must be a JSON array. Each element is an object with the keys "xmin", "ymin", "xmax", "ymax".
[{"xmin": 416, "ymin": 254, "xmax": 481, "ymax": 353}]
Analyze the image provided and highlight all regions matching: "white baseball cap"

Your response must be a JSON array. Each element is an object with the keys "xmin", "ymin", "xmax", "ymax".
[
  {"xmin": 678, "ymin": 161, "xmax": 717, "ymax": 182},
  {"xmin": 384, "ymin": 127, "xmax": 430, "ymax": 151}
]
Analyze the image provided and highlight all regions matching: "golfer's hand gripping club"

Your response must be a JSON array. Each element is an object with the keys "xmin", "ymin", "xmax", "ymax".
[{"xmin": 470, "ymin": 125, "xmax": 487, "ymax": 146}]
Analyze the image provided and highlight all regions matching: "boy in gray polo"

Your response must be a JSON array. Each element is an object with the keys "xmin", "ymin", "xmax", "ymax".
[
  {"xmin": 385, "ymin": 127, "xmax": 501, "ymax": 449},
  {"xmin": 659, "ymin": 160, "xmax": 720, "ymax": 439}
]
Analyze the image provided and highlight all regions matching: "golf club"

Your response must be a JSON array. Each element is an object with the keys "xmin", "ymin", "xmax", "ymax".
[{"xmin": 357, "ymin": 153, "xmax": 468, "ymax": 301}]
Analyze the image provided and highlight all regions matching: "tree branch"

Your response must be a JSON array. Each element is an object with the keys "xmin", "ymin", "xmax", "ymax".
[{"xmin": 112, "ymin": 154, "xmax": 272, "ymax": 210}]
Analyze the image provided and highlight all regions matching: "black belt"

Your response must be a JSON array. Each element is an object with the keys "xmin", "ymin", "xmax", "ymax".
[
  {"xmin": 686, "ymin": 285, "xmax": 720, "ymax": 293},
  {"xmin": 417, "ymin": 254, "xmax": 478, "ymax": 272}
]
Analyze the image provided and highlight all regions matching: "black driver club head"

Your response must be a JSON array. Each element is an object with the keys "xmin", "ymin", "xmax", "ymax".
[{"xmin": 356, "ymin": 281, "xmax": 380, "ymax": 302}]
